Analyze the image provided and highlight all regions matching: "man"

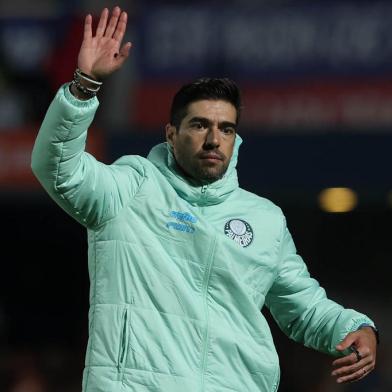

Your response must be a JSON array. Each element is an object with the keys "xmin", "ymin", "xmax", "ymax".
[{"xmin": 31, "ymin": 6, "xmax": 378, "ymax": 392}]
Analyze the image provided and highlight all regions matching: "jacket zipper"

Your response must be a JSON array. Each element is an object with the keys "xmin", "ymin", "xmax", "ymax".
[{"xmin": 200, "ymin": 235, "xmax": 216, "ymax": 391}]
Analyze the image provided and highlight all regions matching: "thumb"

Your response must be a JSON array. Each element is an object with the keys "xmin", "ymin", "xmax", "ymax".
[
  {"xmin": 118, "ymin": 42, "xmax": 132, "ymax": 62},
  {"xmin": 336, "ymin": 332, "xmax": 357, "ymax": 351}
]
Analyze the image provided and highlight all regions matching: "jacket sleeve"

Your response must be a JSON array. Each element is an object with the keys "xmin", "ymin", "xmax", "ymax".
[
  {"xmin": 265, "ymin": 215, "xmax": 375, "ymax": 356},
  {"xmin": 31, "ymin": 84, "xmax": 146, "ymax": 229}
]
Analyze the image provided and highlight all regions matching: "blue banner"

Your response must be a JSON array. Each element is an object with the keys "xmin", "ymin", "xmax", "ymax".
[{"xmin": 136, "ymin": 3, "xmax": 392, "ymax": 80}]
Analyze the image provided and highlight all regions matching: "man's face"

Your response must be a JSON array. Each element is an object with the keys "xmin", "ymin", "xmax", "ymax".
[{"xmin": 166, "ymin": 100, "xmax": 237, "ymax": 183}]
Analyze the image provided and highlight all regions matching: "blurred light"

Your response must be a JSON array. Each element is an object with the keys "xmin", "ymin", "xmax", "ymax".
[{"xmin": 318, "ymin": 187, "xmax": 358, "ymax": 213}]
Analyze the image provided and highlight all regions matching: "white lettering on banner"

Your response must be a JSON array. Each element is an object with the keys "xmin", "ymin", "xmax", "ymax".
[
  {"xmin": 327, "ymin": 19, "xmax": 382, "ymax": 65},
  {"xmin": 223, "ymin": 13, "xmax": 387, "ymax": 68},
  {"xmin": 142, "ymin": 5, "xmax": 392, "ymax": 72},
  {"xmin": 343, "ymin": 96, "xmax": 392, "ymax": 127},
  {"xmin": 243, "ymin": 95, "xmax": 336, "ymax": 129},
  {"xmin": 223, "ymin": 17, "xmax": 320, "ymax": 67},
  {"xmin": 145, "ymin": 9, "xmax": 213, "ymax": 68},
  {"xmin": 241, "ymin": 87, "xmax": 392, "ymax": 130}
]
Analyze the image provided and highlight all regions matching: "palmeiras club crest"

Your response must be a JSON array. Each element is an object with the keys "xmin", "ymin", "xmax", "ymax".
[{"xmin": 224, "ymin": 219, "xmax": 254, "ymax": 248}]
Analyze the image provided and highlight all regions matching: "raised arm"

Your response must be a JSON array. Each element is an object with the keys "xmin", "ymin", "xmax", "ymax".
[{"xmin": 31, "ymin": 7, "xmax": 144, "ymax": 229}]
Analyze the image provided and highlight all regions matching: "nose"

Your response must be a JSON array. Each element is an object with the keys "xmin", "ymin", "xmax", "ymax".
[{"xmin": 204, "ymin": 126, "xmax": 221, "ymax": 149}]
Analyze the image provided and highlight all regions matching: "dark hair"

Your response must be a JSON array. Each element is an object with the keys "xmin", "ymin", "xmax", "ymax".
[{"xmin": 169, "ymin": 77, "xmax": 242, "ymax": 129}]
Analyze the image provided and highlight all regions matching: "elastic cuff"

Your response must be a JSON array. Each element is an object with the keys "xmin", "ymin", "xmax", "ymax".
[{"xmin": 62, "ymin": 82, "xmax": 99, "ymax": 109}]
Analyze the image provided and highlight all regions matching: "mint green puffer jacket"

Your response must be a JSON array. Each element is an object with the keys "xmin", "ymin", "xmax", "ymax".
[{"xmin": 31, "ymin": 85, "xmax": 374, "ymax": 392}]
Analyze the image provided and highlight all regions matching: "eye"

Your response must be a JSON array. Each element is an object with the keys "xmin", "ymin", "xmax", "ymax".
[
  {"xmin": 190, "ymin": 122, "xmax": 206, "ymax": 130},
  {"xmin": 222, "ymin": 126, "xmax": 236, "ymax": 135}
]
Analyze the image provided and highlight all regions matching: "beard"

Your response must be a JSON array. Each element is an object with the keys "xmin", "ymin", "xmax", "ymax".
[
  {"xmin": 174, "ymin": 152, "xmax": 229, "ymax": 184},
  {"xmin": 192, "ymin": 162, "xmax": 228, "ymax": 182}
]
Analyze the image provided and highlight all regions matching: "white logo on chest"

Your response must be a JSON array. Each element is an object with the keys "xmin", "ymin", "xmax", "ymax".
[{"xmin": 224, "ymin": 219, "xmax": 254, "ymax": 248}]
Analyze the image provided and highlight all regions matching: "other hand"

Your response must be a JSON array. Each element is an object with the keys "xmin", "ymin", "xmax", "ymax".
[{"xmin": 331, "ymin": 327, "xmax": 377, "ymax": 383}]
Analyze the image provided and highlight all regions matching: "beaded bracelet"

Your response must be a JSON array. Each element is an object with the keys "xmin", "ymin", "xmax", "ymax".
[{"xmin": 71, "ymin": 68, "xmax": 102, "ymax": 98}]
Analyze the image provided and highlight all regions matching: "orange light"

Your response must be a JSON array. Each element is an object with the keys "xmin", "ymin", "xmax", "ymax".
[{"xmin": 318, "ymin": 187, "xmax": 358, "ymax": 213}]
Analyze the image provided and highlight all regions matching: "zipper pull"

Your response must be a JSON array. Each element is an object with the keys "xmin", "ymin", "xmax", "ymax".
[{"xmin": 201, "ymin": 185, "xmax": 208, "ymax": 194}]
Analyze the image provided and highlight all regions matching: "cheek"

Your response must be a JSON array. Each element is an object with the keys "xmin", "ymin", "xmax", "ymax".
[
  {"xmin": 174, "ymin": 139, "xmax": 192, "ymax": 162},
  {"xmin": 224, "ymin": 141, "xmax": 235, "ymax": 160},
  {"xmin": 176, "ymin": 137, "xmax": 198, "ymax": 156}
]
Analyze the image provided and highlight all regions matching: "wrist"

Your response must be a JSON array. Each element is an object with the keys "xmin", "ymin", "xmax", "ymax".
[
  {"xmin": 357, "ymin": 323, "xmax": 380, "ymax": 345},
  {"xmin": 69, "ymin": 68, "xmax": 103, "ymax": 100}
]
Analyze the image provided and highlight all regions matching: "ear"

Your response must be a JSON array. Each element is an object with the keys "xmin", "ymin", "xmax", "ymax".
[{"xmin": 165, "ymin": 123, "xmax": 176, "ymax": 147}]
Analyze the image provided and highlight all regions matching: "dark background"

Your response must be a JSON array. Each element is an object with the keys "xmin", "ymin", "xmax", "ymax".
[{"xmin": 0, "ymin": 1, "xmax": 391, "ymax": 391}]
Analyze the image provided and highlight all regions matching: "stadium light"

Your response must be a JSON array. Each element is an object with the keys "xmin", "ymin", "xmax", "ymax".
[{"xmin": 318, "ymin": 187, "xmax": 358, "ymax": 213}]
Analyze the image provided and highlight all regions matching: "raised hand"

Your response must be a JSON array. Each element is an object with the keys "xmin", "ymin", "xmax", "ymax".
[{"xmin": 78, "ymin": 6, "xmax": 132, "ymax": 80}]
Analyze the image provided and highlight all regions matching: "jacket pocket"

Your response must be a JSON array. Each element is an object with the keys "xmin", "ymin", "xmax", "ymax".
[{"xmin": 117, "ymin": 306, "xmax": 130, "ymax": 380}]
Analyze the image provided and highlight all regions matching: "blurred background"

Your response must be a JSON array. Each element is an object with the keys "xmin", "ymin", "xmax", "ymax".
[{"xmin": 0, "ymin": 0, "xmax": 391, "ymax": 391}]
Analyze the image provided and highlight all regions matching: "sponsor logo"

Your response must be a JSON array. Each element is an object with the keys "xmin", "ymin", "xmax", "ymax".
[
  {"xmin": 166, "ymin": 211, "xmax": 197, "ymax": 234},
  {"xmin": 169, "ymin": 211, "xmax": 198, "ymax": 223},
  {"xmin": 224, "ymin": 219, "xmax": 254, "ymax": 247}
]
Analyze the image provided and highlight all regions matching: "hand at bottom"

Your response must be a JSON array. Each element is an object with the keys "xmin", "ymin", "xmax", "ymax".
[{"xmin": 331, "ymin": 327, "xmax": 377, "ymax": 383}]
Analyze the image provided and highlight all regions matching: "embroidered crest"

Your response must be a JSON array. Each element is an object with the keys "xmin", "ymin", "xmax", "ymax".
[{"xmin": 224, "ymin": 219, "xmax": 254, "ymax": 247}]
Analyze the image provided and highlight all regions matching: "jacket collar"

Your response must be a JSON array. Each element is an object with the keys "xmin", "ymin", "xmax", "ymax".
[{"xmin": 147, "ymin": 135, "xmax": 242, "ymax": 207}]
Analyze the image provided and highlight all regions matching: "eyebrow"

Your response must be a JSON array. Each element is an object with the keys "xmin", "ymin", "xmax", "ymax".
[{"xmin": 188, "ymin": 116, "xmax": 237, "ymax": 129}]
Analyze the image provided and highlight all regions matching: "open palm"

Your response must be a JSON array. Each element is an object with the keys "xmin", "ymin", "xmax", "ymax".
[{"xmin": 78, "ymin": 7, "xmax": 132, "ymax": 80}]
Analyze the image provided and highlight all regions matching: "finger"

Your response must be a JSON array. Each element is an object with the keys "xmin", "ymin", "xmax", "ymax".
[
  {"xmin": 332, "ymin": 351, "xmax": 375, "ymax": 383},
  {"xmin": 115, "ymin": 42, "xmax": 132, "ymax": 66},
  {"xmin": 113, "ymin": 11, "xmax": 127, "ymax": 43},
  {"xmin": 83, "ymin": 14, "xmax": 92, "ymax": 40},
  {"xmin": 104, "ymin": 6, "xmax": 121, "ymax": 38},
  {"xmin": 336, "ymin": 334, "xmax": 358, "ymax": 352},
  {"xmin": 332, "ymin": 352, "xmax": 358, "ymax": 367},
  {"xmin": 332, "ymin": 357, "xmax": 371, "ymax": 378},
  {"xmin": 336, "ymin": 364, "xmax": 374, "ymax": 384},
  {"xmin": 96, "ymin": 8, "xmax": 109, "ymax": 38},
  {"xmin": 120, "ymin": 42, "xmax": 132, "ymax": 55}
]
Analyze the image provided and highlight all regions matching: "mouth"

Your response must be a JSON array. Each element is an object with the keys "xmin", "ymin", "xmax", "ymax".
[{"xmin": 199, "ymin": 152, "xmax": 224, "ymax": 162}]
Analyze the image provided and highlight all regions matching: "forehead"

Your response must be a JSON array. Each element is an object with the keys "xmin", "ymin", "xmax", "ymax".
[{"xmin": 184, "ymin": 100, "xmax": 237, "ymax": 122}]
